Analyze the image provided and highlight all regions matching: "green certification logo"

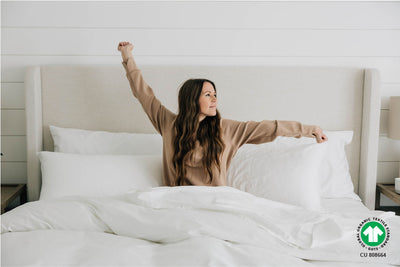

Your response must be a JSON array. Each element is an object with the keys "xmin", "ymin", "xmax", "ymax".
[{"xmin": 357, "ymin": 217, "xmax": 390, "ymax": 250}]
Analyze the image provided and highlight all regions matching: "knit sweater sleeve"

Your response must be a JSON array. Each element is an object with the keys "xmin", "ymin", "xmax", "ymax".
[
  {"xmin": 122, "ymin": 57, "xmax": 174, "ymax": 135},
  {"xmin": 222, "ymin": 119, "xmax": 317, "ymax": 147}
]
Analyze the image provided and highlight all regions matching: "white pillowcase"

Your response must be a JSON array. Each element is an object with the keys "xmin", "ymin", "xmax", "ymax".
[
  {"xmin": 319, "ymin": 131, "xmax": 358, "ymax": 199},
  {"xmin": 49, "ymin": 125, "xmax": 163, "ymax": 155},
  {"xmin": 227, "ymin": 131, "xmax": 359, "ymax": 210},
  {"xmin": 271, "ymin": 131, "xmax": 358, "ymax": 200},
  {"xmin": 227, "ymin": 142, "xmax": 327, "ymax": 211},
  {"xmin": 38, "ymin": 152, "xmax": 163, "ymax": 200}
]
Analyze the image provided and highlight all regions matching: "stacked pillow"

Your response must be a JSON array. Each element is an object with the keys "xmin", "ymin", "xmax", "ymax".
[
  {"xmin": 227, "ymin": 142, "xmax": 327, "ymax": 211},
  {"xmin": 39, "ymin": 126, "xmax": 359, "ymax": 211},
  {"xmin": 38, "ymin": 126, "xmax": 164, "ymax": 200},
  {"xmin": 38, "ymin": 152, "xmax": 163, "ymax": 200},
  {"xmin": 50, "ymin": 125, "xmax": 163, "ymax": 155},
  {"xmin": 227, "ymin": 131, "xmax": 360, "ymax": 211}
]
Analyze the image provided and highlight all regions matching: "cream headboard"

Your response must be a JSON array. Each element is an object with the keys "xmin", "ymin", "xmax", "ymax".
[{"xmin": 24, "ymin": 65, "xmax": 381, "ymax": 209}]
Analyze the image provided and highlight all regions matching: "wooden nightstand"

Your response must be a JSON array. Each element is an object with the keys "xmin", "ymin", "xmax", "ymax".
[
  {"xmin": 1, "ymin": 184, "xmax": 27, "ymax": 214},
  {"xmin": 375, "ymin": 183, "xmax": 400, "ymax": 215}
]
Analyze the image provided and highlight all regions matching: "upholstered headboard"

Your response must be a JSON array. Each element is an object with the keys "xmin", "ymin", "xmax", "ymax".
[{"xmin": 25, "ymin": 65, "xmax": 381, "ymax": 209}]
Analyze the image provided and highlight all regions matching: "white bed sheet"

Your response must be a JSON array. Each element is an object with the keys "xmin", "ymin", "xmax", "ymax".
[{"xmin": 1, "ymin": 186, "xmax": 399, "ymax": 266}]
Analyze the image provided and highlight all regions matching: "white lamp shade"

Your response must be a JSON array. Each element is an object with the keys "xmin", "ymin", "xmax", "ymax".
[{"xmin": 388, "ymin": 96, "xmax": 400, "ymax": 140}]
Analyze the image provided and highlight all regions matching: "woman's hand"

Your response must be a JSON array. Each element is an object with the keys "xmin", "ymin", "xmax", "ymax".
[
  {"xmin": 312, "ymin": 126, "xmax": 328, "ymax": 143},
  {"xmin": 118, "ymin": 42, "xmax": 134, "ymax": 62},
  {"xmin": 118, "ymin": 42, "xmax": 133, "ymax": 52}
]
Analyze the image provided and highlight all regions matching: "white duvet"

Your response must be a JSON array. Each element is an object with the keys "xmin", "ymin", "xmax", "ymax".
[{"xmin": 1, "ymin": 186, "xmax": 399, "ymax": 266}]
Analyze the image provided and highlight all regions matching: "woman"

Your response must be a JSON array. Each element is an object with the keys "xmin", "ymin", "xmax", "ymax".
[{"xmin": 118, "ymin": 41, "xmax": 328, "ymax": 187}]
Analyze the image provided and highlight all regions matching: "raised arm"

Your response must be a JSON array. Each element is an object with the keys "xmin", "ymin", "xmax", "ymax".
[
  {"xmin": 118, "ymin": 42, "xmax": 174, "ymax": 135},
  {"xmin": 222, "ymin": 119, "xmax": 327, "ymax": 147}
]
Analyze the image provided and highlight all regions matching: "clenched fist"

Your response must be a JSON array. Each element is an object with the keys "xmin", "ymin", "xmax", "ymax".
[
  {"xmin": 312, "ymin": 126, "xmax": 328, "ymax": 143},
  {"xmin": 118, "ymin": 41, "xmax": 134, "ymax": 62},
  {"xmin": 118, "ymin": 41, "xmax": 133, "ymax": 52}
]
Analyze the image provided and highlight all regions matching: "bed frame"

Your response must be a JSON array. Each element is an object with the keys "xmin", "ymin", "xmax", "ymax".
[{"xmin": 24, "ymin": 64, "xmax": 381, "ymax": 209}]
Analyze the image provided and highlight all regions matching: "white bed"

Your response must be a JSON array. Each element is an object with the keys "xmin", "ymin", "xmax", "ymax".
[{"xmin": 1, "ymin": 64, "xmax": 399, "ymax": 266}]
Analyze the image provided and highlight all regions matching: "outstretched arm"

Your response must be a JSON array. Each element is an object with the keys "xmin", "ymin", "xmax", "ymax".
[
  {"xmin": 117, "ymin": 42, "xmax": 174, "ymax": 135},
  {"xmin": 222, "ymin": 119, "xmax": 327, "ymax": 148}
]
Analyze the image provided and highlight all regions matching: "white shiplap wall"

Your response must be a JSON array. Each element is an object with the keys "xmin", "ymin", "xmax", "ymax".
[{"xmin": 2, "ymin": 1, "xmax": 400, "ymax": 206}]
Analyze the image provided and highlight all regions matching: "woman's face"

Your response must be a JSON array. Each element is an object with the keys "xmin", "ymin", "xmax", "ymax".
[{"xmin": 198, "ymin": 82, "xmax": 217, "ymax": 121}]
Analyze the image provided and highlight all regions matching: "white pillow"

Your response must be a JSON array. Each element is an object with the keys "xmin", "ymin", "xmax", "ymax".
[
  {"xmin": 320, "ymin": 131, "xmax": 359, "ymax": 199},
  {"xmin": 272, "ymin": 131, "xmax": 358, "ymax": 200},
  {"xmin": 227, "ymin": 142, "xmax": 327, "ymax": 211},
  {"xmin": 37, "ymin": 151, "xmax": 163, "ymax": 200},
  {"xmin": 227, "ymin": 131, "xmax": 359, "ymax": 203},
  {"xmin": 49, "ymin": 125, "xmax": 163, "ymax": 155}
]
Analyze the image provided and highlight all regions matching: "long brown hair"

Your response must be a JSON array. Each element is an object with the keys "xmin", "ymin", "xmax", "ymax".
[{"xmin": 172, "ymin": 79, "xmax": 225, "ymax": 186}]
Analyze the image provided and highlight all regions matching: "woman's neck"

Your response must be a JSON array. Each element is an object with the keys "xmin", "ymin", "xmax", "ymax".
[{"xmin": 199, "ymin": 114, "xmax": 206, "ymax": 122}]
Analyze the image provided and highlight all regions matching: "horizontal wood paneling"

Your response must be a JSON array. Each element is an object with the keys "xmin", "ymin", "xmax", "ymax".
[
  {"xmin": 377, "ymin": 161, "xmax": 400, "ymax": 183},
  {"xmin": 1, "ymin": 162, "xmax": 27, "ymax": 183},
  {"xmin": 3, "ymin": 2, "xmax": 400, "ymax": 29},
  {"xmin": 1, "ymin": 83, "xmax": 25, "ymax": 109},
  {"xmin": 378, "ymin": 83, "xmax": 400, "ymax": 135},
  {"xmin": 1, "ymin": 136, "xmax": 27, "ymax": 162},
  {"xmin": 1, "ymin": 110, "xmax": 26, "ymax": 135},
  {"xmin": 378, "ymin": 136, "xmax": 400, "ymax": 162},
  {"xmin": 3, "ymin": 28, "xmax": 400, "ymax": 57},
  {"xmin": 381, "ymin": 84, "xmax": 400, "ymax": 109},
  {"xmin": 3, "ymin": 55, "xmax": 400, "ymax": 83}
]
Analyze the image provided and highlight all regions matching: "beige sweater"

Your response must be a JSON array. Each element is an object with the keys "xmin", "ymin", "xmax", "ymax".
[{"xmin": 122, "ymin": 57, "xmax": 317, "ymax": 186}]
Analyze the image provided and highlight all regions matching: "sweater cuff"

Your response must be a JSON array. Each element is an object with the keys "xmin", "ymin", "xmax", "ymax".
[{"xmin": 121, "ymin": 57, "xmax": 139, "ymax": 73}]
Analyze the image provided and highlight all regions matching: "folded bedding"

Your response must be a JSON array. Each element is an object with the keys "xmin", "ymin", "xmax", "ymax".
[{"xmin": 2, "ymin": 186, "xmax": 399, "ymax": 266}]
